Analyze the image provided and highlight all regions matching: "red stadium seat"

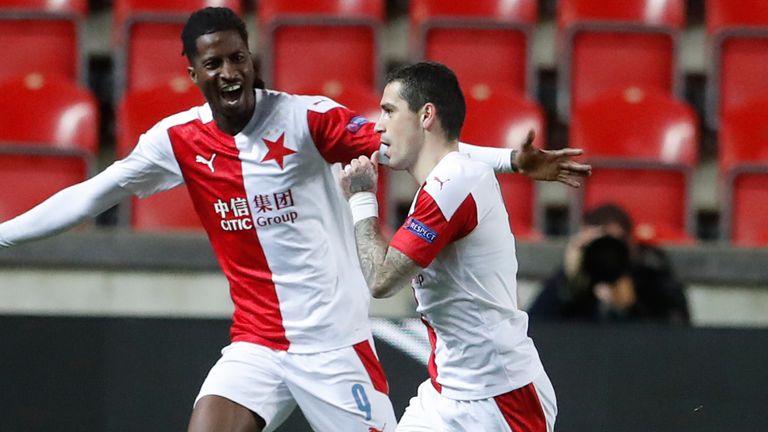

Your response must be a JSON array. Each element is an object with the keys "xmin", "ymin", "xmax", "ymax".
[
  {"xmin": 718, "ymin": 97, "xmax": 768, "ymax": 246},
  {"xmin": 259, "ymin": 0, "xmax": 383, "ymax": 93},
  {"xmin": 410, "ymin": 0, "xmax": 537, "ymax": 98},
  {"xmin": 0, "ymin": 73, "xmax": 98, "ymax": 220},
  {"xmin": 557, "ymin": 0, "xmax": 685, "ymax": 122},
  {"xmin": 705, "ymin": 0, "xmax": 768, "ymax": 129},
  {"xmin": 0, "ymin": 0, "xmax": 87, "ymax": 84},
  {"xmin": 461, "ymin": 85, "xmax": 545, "ymax": 240},
  {"xmin": 117, "ymin": 78, "xmax": 205, "ymax": 231},
  {"xmin": 113, "ymin": 0, "xmax": 242, "ymax": 98},
  {"xmin": 569, "ymin": 88, "xmax": 698, "ymax": 244}
]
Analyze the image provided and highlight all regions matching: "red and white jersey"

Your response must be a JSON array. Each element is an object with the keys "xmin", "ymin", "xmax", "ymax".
[
  {"xmin": 390, "ymin": 152, "xmax": 544, "ymax": 400},
  {"xmin": 102, "ymin": 89, "xmax": 380, "ymax": 353}
]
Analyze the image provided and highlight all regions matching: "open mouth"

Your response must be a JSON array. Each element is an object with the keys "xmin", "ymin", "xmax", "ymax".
[{"xmin": 220, "ymin": 83, "xmax": 243, "ymax": 105}]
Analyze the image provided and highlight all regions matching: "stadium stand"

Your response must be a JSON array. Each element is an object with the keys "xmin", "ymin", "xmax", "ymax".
[
  {"xmin": 556, "ymin": 0, "xmax": 686, "ymax": 122},
  {"xmin": 0, "ymin": 0, "xmax": 756, "ymax": 246},
  {"xmin": 116, "ymin": 78, "xmax": 205, "ymax": 231},
  {"xmin": 569, "ymin": 87, "xmax": 698, "ymax": 244},
  {"xmin": 4, "ymin": 4, "xmax": 768, "ymax": 431},
  {"xmin": 705, "ymin": 0, "xmax": 768, "ymax": 129},
  {"xmin": 409, "ymin": 0, "xmax": 538, "ymax": 99},
  {"xmin": 718, "ymin": 96, "xmax": 768, "ymax": 246},
  {"xmin": 112, "ymin": 0, "xmax": 242, "ymax": 100},
  {"xmin": 258, "ymin": 0, "xmax": 384, "ymax": 93},
  {"xmin": 0, "ymin": 73, "xmax": 98, "ymax": 221},
  {"xmin": 0, "ymin": 0, "xmax": 87, "ymax": 84}
]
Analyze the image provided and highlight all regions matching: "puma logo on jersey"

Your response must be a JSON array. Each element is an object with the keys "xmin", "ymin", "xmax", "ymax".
[
  {"xmin": 433, "ymin": 176, "xmax": 450, "ymax": 190},
  {"xmin": 195, "ymin": 153, "xmax": 216, "ymax": 173}
]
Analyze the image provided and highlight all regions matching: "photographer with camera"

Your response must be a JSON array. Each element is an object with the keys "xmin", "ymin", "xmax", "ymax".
[{"xmin": 529, "ymin": 203, "xmax": 690, "ymax": 324}]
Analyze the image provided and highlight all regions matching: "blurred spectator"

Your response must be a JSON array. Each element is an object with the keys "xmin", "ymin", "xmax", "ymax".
[{"xmin": 529, "ymin": 203, "xmax": 690, "ymax": 324}]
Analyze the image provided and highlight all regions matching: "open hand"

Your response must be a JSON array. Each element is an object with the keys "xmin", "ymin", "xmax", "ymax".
[{"xmin": 516, "ymin": 130, "xmax": 592, "ymax": 187}]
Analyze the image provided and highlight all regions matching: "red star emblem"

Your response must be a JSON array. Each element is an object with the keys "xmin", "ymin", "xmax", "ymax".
[{"xmin": 261, "ymin": 132, "xmax": 296, "ymax": 169}]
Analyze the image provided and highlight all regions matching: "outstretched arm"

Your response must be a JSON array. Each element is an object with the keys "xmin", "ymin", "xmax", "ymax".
[
  {"xmin": 459, "ymin": 129, "xmax": 591, "ymax": 187},
  {"xmin": 0, "ymin": 170, "xmax": 132, "ymax": 248},
  {"xmin": 514, "ymin": 129, "xmax": 591, "ymax": 187},
  {"xmin": 457, "ymin": 141, "xmax": 517, "ymax": 172},
  {"xmin": 339, "ymin": 153, "xmax": 421, "ymax": 298}
]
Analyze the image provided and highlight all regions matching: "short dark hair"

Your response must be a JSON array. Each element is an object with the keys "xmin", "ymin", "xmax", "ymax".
[
  {"xmin": 385, "ymin": 62, "xmax": 466, "ymax": 141},
  {"xmin": 583, "ymin": 203, "xmax": 633, "ymax": 239},
  {"xmin": 181, "ymin": 7, "xmax": 248, "ymax": 61}
]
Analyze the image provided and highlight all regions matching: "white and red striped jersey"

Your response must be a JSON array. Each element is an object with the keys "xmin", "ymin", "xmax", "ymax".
[
  {"xmin": 390, "ymin": 152, "xmax": 544, "ymax": 400},
  {"xmin": 102, "ymin": 89, "xmax": 380, "ymax": 353}
]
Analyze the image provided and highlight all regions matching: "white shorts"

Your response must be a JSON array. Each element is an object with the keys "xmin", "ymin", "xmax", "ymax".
[
  {"xmin": 195, "ymin": 339, "xmax": 397, "ymax": 432},
  {"xmin": 396, "ymin": 373, "xmax": 557, "ymax": 432}
]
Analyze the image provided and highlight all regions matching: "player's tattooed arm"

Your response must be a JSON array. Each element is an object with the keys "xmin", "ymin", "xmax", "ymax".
[
  {"xmin": 340, "ymin": 153, "xmax": 421, "ymax": 297},
  {"xmin": 354, "ymin": 218, "xmax": 420, "ymax": 298},
  {"xmin": 371, "ymin": 247, "xmax": 421, "ymax": 298},
  {"xmin": 353, "ymin": 217, "xmax": 388, "ymax": 288}
]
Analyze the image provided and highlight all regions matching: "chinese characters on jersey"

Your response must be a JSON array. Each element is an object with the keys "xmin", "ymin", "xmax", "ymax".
[{"xmin": 214, "ymin": 190, "xmax": 298, "ymax": 231}]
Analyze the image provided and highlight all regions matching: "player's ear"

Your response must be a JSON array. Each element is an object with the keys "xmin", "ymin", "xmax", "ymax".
[
  {"xmin": 188, "ymin": 66, "xmax": 198, "ymax": 84},
  {"xmin": 421, "ymin": 103, "xmax": 436, "ymax": 129}
]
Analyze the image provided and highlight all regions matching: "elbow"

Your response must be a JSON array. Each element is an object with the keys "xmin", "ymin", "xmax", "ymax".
[{"xmin": 370, "ymin": 283, "xmax": 393, "ymax": 299}]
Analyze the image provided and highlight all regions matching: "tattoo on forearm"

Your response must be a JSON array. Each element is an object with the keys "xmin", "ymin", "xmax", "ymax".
[
  {"xmin": 374, "ymin": 250, "xmax": 419, "ymax": 296},
  {"xmin": 354, "ymin": 218, "xmax": 421, "ymax": 298},
  {"xmin": 354, "ymin": 218, "xmax": 388, "ymax": 287}
]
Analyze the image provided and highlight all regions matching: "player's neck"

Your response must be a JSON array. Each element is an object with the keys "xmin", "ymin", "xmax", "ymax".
[
  {"xmin": 213, "ymin": 103, "xmax": 255, "ymax": 136},
  {"xmin": 410, "ymin": 138, "xmax": 458, "ymax": 184}
]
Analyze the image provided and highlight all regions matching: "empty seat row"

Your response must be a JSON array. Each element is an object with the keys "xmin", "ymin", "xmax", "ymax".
[
  {"xmin": 1, "ymin": 0, "xmax": 767, "ymax": 247},
  {"xmin": 2, "ymin": 70, "xmax": 766, "ymax": 247},
  {"xmin": 0, "ymin": 74, "xmax": 97, "ymax": 220},
  {"xmin": 0, "ymin": 0, "xmax": 765, "ymax": 124},
  {"xmin": 0, "ymin": 0, "xmax": 87, "ymax": 84},
  {"xmin": 1, "ymin": 0, "xmax": 766, "ymax": 123}
]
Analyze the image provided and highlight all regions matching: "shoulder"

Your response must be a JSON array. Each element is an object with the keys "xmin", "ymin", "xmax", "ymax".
[
  {"xmin": 305, "ymin": 95, "xmax": 346, "ymax": 114},
  {"xmin": 421, "ymin": 153, "xmax": 491, "ymax": 218},
  {"xmin": 261, "ymin": 89, "xmax": 346, "ymax": 114},
  {"xmin": 148, "ymin": 104, "xmax": 208, "ymax": 139},
  {"xmin": 423, "ymin": 153, "xmax": 493, "ymax": 198}
]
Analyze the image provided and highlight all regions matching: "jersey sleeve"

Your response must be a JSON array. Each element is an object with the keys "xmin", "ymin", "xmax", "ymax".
[
  {"xmin": 0, "ymin": 169, "xmax": 132, "ymax": 248},
  {"xmin": 105, "ymin": 121, "xmax": 185, "ymax": 198},
  {"xmin": 306, "ymin": 98, "xmax": 380, "ymax": 164},
  {"xmin": 458, "ymin": 142, "xmax": 514, "ymax": 173},
  {"xmin": 390, "ymin": 188, "xmax": 478, "ymax": 268}
]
